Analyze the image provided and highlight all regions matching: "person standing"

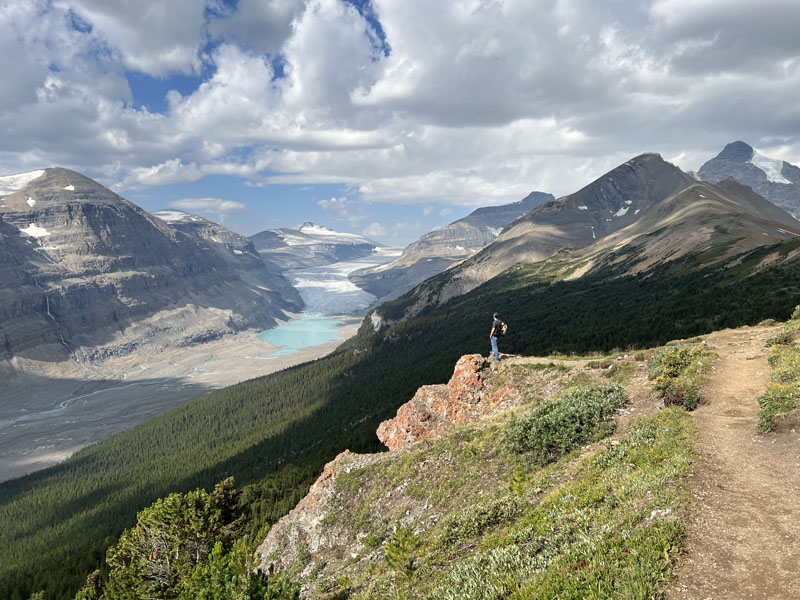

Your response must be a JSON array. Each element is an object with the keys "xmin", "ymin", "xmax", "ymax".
[{"xmin": 490, "ymin": 312, "xmax": 502, "ymax": 362}]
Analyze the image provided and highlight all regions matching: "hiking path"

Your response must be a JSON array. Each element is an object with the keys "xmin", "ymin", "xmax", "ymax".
[{"xmin": 669, "ymin": 326, "xmax": 800, "ymax": 599}]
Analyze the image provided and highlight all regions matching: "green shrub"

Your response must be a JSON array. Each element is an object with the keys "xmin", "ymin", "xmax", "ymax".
[
  {"xmin": 384, "ymin": 525, "xmax": 418, "ymax": 578},
  {"xmin": 650, "ymin": 345, "xmax": 713, "ymax": 410},
  {"xmin": 504, "ymin": 384, "xmax": 628, "ymax": 464}
]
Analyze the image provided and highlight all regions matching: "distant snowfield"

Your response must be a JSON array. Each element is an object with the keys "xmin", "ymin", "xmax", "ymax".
[
  {"xmin": 151, "ymin": 209, "xmax": 203, "ymax": 223},
  {"xmin": 280, "ymin": 224, "xmax": 375, "ymax": 247},
  {"xmin": 288, "ymin": 247, "xmax": 401, "ymax": 314},
  {"xmin": 750, "ymin": 152, "xmax": 791, "ymax": 184},
  {"xmin": 19, "ymin": 223, "xmax": 51, "ymax": 237},
  {"xmin": 0, "ymin": 170, "xmax": 45, "ymax": 195}
]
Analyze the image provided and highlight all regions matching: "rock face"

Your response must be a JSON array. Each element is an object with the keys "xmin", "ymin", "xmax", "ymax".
[
  {"xmin": 250, "ymin": 222, "xmax": 381, "ymax": 270},
  {"xmin": 350, "ymin": 192, "xmax": 553, "ymax": 301},
  {"xmin": 0, "ymin": 168, "xmax": 299, "ymax": 359},
  {"xmin": 255, "ymin": 449, "xmax": 385, "ymax": 584},
  {"xmin": 698, "ymin": 141, "xmax": 800, "ymax": 218},
  {"xmin": 377, "ymin": 354, "xmax": 520, "ymax": 450},
  {"xmin": 151, "ymin": 209, "xmax": 302, "ymax": 308}
]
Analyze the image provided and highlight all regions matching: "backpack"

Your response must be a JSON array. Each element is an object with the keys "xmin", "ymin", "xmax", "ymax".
[{"xmin": 500, "ymin": 322, "xmax": 508, "ymax": 337}]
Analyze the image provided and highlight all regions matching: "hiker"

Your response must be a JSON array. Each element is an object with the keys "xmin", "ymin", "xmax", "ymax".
[{"xmin": 490, "ymin": 312, "xmax": 502, "ymax": 362}]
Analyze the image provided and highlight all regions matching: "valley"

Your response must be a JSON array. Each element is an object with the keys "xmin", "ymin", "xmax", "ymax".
[
  {"xmin": 0, "ymin": 239, "xmax": 399, "ymax": 482},
  {"xmin": 2, "ymin": 149, "xmax": 800, "ymax": 599},
  {"xmin": 0, "ymin": 316, "xmax": 363, "ymax": 483}
]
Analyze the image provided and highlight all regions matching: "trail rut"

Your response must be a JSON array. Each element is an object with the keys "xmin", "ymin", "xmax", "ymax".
[{"xmin": 670, "ymin": 326, "xmax": 800, "ymax": 599}]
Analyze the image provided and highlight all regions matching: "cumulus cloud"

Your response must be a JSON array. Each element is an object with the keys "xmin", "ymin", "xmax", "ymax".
[
  {"xmin": 362, "ymin": 222, "xmax": 387, "ymax": 238},
  {"xmin": 209, "ymin": 0, "xmax": 305, "ymax": 55},
  {"xmin": 168, "ymin": 197, "xmax": 248, "ymax": 224},
  {"xmin": 54, "ymin": 0, "xmax": 208, "ymax": 76},
  {"xmin": 2, "ymin": 0, "xmax": 800, "ymax": 211}
]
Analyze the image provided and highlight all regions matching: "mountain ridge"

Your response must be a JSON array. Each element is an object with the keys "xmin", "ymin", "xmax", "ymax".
[
  {"xmin": 350, "ymin": 191, "xmax": 553, "ymax": 301},
  {"xmin": 373, "ymin": 153, "xmax": 800, "ymax": 325}
]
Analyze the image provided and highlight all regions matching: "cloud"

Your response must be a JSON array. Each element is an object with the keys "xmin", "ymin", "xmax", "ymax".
[
  {"xmin": 209, "ymin": 0, "xmax": 305, "ymax": 55},
  {"xmin": 122, "ymin": 159, "xmax": 203, "ymax": 189},
  {"xmin": 423, "ymin": 206, "xmax": 434, "ymax": 217},
  {"xmin": 168, "ymin": 197, "xmax": 248, "ymax": 224},
  {"xmin": 362, "ymin": 222, "xmax": 387, "ymax": 238},
  {"xmin": 317, "ymin": 195, "xmax": 368, "ymax": 227},
  {"xmin": 2, "ymin": 0, "xmax": 800, "ymax": 209},
  {"xmin": 55, "ymin": 0, "xmax": 208, "ymax": 76}
]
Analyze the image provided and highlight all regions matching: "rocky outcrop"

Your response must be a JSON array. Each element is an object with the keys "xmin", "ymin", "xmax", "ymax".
[
  {"xmin": 255, "ymin": 353, "xmax": 578, "ymax": 595},
  {"xmin": 256, "ymin": 449, "xmax": 383, "ymax": 578},
  {"xmin": 377, "ymin": 354, "xmax": 521, "ymax": 450}
]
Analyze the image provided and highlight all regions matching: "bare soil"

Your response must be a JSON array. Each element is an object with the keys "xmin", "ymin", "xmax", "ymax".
[{"xmin": 669, "ymin": 326, "xmax": 800, "ymax": 599}]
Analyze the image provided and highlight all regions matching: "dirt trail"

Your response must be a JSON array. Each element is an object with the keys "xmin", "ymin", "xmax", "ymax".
[{"xmin": 670, "ymin": 327, "xmax": 800, "ymax": 599}]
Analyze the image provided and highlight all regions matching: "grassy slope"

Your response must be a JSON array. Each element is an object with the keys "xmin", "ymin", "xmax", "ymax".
[
  {"xmin": 274, "ymin": 366, "xmax": 697, "ymax": 599},
  {"xmin": 2, "ymin": 242, "xmax": 800, "ymax": 599}
]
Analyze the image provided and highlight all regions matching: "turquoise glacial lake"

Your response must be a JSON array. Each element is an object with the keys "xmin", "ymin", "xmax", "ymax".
[{"xmin": 256, "ymin": 313, "xmax": 343, "ymax": 357}]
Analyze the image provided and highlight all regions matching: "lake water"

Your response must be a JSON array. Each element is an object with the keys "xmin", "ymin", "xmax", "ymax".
[
  {"xmin": 257, "ymin": 248, "xmax": 400, "ymax": 356},
  {"xmin": 256, "ymin": 313, "xmax": 343, "ymax": 356}
]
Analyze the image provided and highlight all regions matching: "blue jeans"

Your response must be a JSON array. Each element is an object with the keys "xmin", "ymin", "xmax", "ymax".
[{"xmin": 490, "ymin": 336, "xmax": 499, "ymax": 361}]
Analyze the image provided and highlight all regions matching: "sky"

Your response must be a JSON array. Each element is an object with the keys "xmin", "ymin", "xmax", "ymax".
[{"xmin": 2, "ymin": 0, "xmax": 800, "ymax": 245}]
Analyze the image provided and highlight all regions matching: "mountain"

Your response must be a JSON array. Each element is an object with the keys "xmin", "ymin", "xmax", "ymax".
[
  {"xmin": 0, "ymin": 168, "xmax": 299, "ymax": 360},
  {"xmin": 5, "ymin": 154, "xmax": 800, "ymax": 599},
  {"xmin": 349, "ymin": 191, "xmax": 554, "ymax": 301},
  {"xmin": 250, "ymin": 222, "xmax": 381, "ymax": 270},
  {"xmin": 698, "ymin": 141, "xmax": 800, "ymax": 217},
  {"xmin": 151, "ymin": 208, "xmax": 301, "ymax": 307},
  {"xmin": 375, "ymin": 153, "xmax": 696, "ymax": 320},
  {"xmin": 375, "ymin": 153, "xmax": 800, "ymax": 324}
]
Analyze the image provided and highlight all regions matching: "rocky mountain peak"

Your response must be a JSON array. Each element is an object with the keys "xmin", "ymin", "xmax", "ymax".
[
  {"xmin": 715, "ymin": 140, "xmax": 755, "ymax": 162},
  {"xmin": 1, "ymin": 167, "xmax": 123, "ymax": 210},
  {"xmin": 698, "ymin": 142, "xmax": 800, "ymax": 217}
]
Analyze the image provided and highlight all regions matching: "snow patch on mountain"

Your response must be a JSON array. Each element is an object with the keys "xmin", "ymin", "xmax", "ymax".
[
  {"xmin": 19, "ymin": 223, "xmax": 51, "ymax": 237},
  {"xmin": 152, "ymin": 210, "xmax": 202, "ymax": 223},
  {"xmin": 0, "ymin": 170, "xmax": 45, "ymax": 195},
  {"xmin": 750, "ymin": 152, "xmax": 791, "ymax": 184}
]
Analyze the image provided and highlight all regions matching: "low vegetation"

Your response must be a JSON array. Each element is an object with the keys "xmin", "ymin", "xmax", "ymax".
[
  {"xmin": 758, "ymin": 307, "xmax": 800, "ymax": 432},
  {"xmin": 647, "ymin": 344, "xmax": 715, "ymax": 410},
  {"xmin": 294, "ymin": 390, "xmax": 695, "ymax": 599},
  {"xmin": 504, "ymin": 384, "xmax": 628, "ymax": 464}
]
